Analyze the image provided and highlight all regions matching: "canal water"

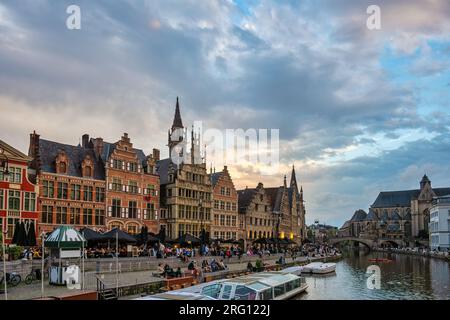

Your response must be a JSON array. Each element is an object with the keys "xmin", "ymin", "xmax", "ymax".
[{"xmin": 296, "ymin": 250, "xmax": 450, "ymax": 300}]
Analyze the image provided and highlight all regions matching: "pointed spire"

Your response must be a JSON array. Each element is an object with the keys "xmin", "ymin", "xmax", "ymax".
[
  {"xmin": 172, "ymin": 96, "xmax": 183, "ymax": 130},
  {"xmin": 290, "ymin": 164, "xmax": 297, "ymax": 187},
  {"xmin": 283, "ymin": 175, "xmax": 287, "ymax": 188}
]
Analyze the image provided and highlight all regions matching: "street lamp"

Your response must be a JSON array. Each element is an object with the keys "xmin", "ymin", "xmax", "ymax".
[
  {"xmin": 0, "ymin": 147, "xmax": 9, "ymax": 300},
  {"xmin": 198, "ymin": 198, "xmax": 204, "ymax": 255}
]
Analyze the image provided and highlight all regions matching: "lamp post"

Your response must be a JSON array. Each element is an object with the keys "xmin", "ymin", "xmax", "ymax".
[{"xmin": 199, "ymin": 198, "xmax": 203, "ymax": 255}]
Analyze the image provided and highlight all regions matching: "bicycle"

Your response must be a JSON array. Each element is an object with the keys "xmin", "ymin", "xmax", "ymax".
[
  {"xmin": 25, "ymin": 268, "xmax": 42, "ymax": 285},
  {"xmin": 0, "ymin": 271, "xmax": 22, "ymax": 287}
]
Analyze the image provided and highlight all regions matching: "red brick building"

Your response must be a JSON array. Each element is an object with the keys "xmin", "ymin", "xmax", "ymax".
[
  {"xmin": 92, "ymin": 133, "xmax": 160, "ymax": 235},
  {"xmin": 28, "ymin": 132, "xmax": 107, "ymax": 235},
  {"xmin": 0, "ymin": 139, "xmax": 39, "ymax": 243}
]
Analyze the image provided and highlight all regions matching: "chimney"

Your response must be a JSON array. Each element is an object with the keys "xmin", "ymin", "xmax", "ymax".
[
  {"xmin": 152, "ymin": 148, "xmax": 160, "ymax": 161},
  {"xmin": 93, "ymin": 138, "xmax": 104, "ymax": 158},
  {"xmin": 82, "ymin": 134, "xmax": 89, "ymax": 148},
  {"xmin": 28, "ymin": 131, "xmax": 41, "ymax": 172}
]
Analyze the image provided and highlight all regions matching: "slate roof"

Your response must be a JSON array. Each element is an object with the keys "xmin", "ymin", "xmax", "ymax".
[
  {"xmin": 365, "ymin": 208, "xmax": 379, "ymax": 221},
  {"xmin": 209, "ymin": 172, "xmax": 222, "ymax": 187},
  {"xmin": 386, "ymin": 223, "xmax": 400, "ymax": 232},
  {"xmin": 237, "ymin": 188, "xmax": 257, "ymax": 214},
  {"xmin": 98, "ymin": 141, "xmax": 147, "ymax": 165},
  {"xmin": 38, "ymin": 139, "xmax": 105, "ymax": 180},
  {"xmin": 340, "ymin": 220, "xmax": 351, "ymax": 229},
  {"xmin": 372, "ymin": 187, "xmax": 450, "ymax": 208},
  {"xmin": 350, "ymin": 209, "xmax": 367, "ymax": 222},
  {"xmin": 391, "ymin": 210, "xmax": 401, "ymax": 221},
  {"xmin": 265, "ymin": 187, "xmax": 283, "ymax": 212},
  {"xmin": 156, "ymin": 158, "xmax": 178, "ymax": 185}
]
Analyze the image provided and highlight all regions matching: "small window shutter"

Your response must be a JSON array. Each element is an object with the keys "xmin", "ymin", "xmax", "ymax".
[
  {"xmin": 138, "ymin": 164, "xmax": 141, "ymax": 173},
  {"xmin": 110, "ymin": 159, "xmax": 113, "ymax": 167},
  {"xmin": 143, "ymin": 188, "xmax": 147, "ymax": 195},
  {"xmin": 127, "ymin": 163, "xmax": 130, "ymax": 171},
  {"xmin": 108, "ymin": 183, "xmax": 112, "ymax": 190},
  {"xmin": 137, "ymin": 209, "xmax": 141, "ymax": 219},
  {"xmin": 155, "ymin": 190, "xmax": 158, "ymax": 196},
  {"xmin": 122, "ymin": 162, "xmax": 125, "ymax": 170},
  {"xmin": 125, "ymin": 185, "xmax": 129, "ymax": 192},
  {"xmin": 121, "ymin": 207, "xmax": 125, "ymax": 218},
  {"xmin": 155, "ymin": 210, "xmax": 158, "ymax": 219},
  {"xmin": 138, "ymin": 187, "xmax": 141, "ymax": 194},
  {"xmin": 122, "ymin": 185, "xmax": 126, "ymax": 192},
  {"xmin": 108, "ymin": 206, "xmax": 112, "ymax": 217}
]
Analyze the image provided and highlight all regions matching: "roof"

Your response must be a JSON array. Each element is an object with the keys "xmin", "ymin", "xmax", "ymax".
[
  {"xmin": 209, "ymin": 172, "xmax": 222, "ymax": 187},
  {"xmin": 386, "ymin": 223, "xmax": 400, "ymax": 232},
  {"xmin": 391, "ymin": 210, "xmax": 401, "ymax": 221},
  {"xmin": 265, "ymin": 187, "xmax": 283, "ymax": 212},
  {"xmin": 365, "ymin": 208, "xmax": 379, "ymax": 221},
  {"xmin": 340, "ymin": 220, "xmax": 351, "ymax": 229},
  {"xmin": 350, "ymin": 209, "xmax": 367, "ymax": 222},
  {"xmin": 237, "ymin": 188, "xmax": 257, "ymax": 214},
  {"xmin": 44, "ymin": 226, "xmax": 86, "ymax": 248},
  {"xmin": 372, "ymin": 188, "xmax": 450, "ymax": 208},
  {"xmin": 38, "ymin": 139, "xmax": 105, "ymax": 180},
  {"xmin": 172, "ymin": 97, "xmax": 183, "ymax": 129},
  {"xmin": 98, "ymin": 140, "xmax": 147, "ymax": 165},
  {"xmin": 156, "ymin": 158, "xmax": 178, "ymax": 185}
]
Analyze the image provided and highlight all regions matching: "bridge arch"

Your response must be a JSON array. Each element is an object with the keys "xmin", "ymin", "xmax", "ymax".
[{"xmin": 328, "ymin": 237, "xmax": 373, "ymax": 251}]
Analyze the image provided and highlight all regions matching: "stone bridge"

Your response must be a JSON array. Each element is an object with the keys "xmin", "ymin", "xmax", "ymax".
[{"xmin": 328, "ymin": 237, "xmax": 403, "ymax": 250}]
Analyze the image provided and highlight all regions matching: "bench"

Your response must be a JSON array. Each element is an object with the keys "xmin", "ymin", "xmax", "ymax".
[{"xmin": 161, "ymin": 276, "xmax": 194, "ymax": 291}]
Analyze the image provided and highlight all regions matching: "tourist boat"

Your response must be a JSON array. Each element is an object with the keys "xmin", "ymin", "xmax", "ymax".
[
  {"xmin": 368, "ymin": 258, "xmax": 392, "ymax": 263},
  {"xmin": 281, "ymin": 265, "xmax": 303, "ymax": 276},
  {"xmin": 302, "ymin": 262, "xmax": 336, "ymax": 274},
  {"xmin": 138, "ymin": 271, "xmax": 308, "ymax": 300},
  {"xmin": 135, "ymin": 291, "xmax": 216, "ymax": 300}
]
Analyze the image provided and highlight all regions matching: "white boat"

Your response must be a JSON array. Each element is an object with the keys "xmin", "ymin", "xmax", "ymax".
[
  {"xmin": 135, "ymin": 291, "xmax": 216, "ymax": 300},
  {"xmin": 281, "ymin": 265, "xmax": 303, "ymax": 276},
  {"xmin": 137, "ymin": 271, "xmax": 308, "ymax": 301},
  {"xmin": 302, "ymin": 262, "xmax": 336, "ymax": 274}
]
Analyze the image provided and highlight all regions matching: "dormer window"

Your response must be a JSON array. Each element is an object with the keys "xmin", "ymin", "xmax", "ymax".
[
  {"xmin": 82, "ymin": 155, "xmax": 94, "ymax": 178},
  {"xmin": 56, "ymin": 151, "xmax": 69, "ymax": 174},
  {"xmin": 59, "ymin": 162, "xmax": 67, "ymax": 174},
  {"xmin": 83, "ymin": 166, "xmax": 92, "ymax": 177}
]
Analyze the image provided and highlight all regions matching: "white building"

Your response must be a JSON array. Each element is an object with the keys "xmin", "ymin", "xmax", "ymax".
[{"xmin": 429, "ymin": 195, "xmax": 450, "ymax": 251}]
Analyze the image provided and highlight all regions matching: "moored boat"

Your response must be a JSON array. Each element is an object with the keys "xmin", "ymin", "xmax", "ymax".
[{"xmin": 302, "ymin": 262, "xmax": 336, "ymax": 274}]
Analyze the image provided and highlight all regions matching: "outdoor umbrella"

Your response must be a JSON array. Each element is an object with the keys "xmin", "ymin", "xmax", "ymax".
[
  {"xmin": 44, "ymin": 225, "xmax": 86, "ymax": 249},
  {"xmin": 26, "ymin": 221, "xmax": 37, "ymax": 247},
  {"xmin": 175, "ymin": 233, "xmax": 201, "ymax": 246},
  {"xmin": 17, "ymin": 221, "xmax": 27, "ymax": 246},
  {"xmin": 157, "ymin": 226, "xmax": 166, "ymax": 243},
  {"xmin": 11, "ymin": 221, "xmax": 20, "ymax": 245},
  {"xmin": 102, "ymin": 228, "xmax": 137, "ymax": 243},
  {"xmin": 80, "ymin": 227, "xmax": 104, "ymax": 242}
]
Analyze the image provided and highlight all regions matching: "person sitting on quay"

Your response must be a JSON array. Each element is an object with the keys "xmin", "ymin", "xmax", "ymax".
[
  {"xmin": 247, "ymin": 262, "xmax": 254, "ymax": 272},
  {"xmin": 218, "ymin": 259, "xmax": 227, "ymax": 271}
]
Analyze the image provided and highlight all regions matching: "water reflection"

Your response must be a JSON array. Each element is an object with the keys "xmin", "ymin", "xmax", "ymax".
[{"xmin": 296, "ymin": 250, "xmax": 450, "ymax": 300}]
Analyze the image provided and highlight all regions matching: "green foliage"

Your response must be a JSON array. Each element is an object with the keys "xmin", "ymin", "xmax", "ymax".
[
  {"xmin": 7, "ymin": 246, "xmax": 23, "ymax": 260},
  {"xmin": 255, "ymin": 259, "xmax": 263, "ymax": 269}
]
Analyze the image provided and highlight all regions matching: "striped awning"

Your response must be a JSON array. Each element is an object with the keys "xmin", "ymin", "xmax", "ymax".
[{"xmin": 44, "ymin": 226, "xmax": 86, "ymax": 249}]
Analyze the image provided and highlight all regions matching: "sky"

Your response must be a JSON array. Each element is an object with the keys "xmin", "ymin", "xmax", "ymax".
[{"xmin": 0, "ymin": 0, "xmax": 449, "ymax": 228}]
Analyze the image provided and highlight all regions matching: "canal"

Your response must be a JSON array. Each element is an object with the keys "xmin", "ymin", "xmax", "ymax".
[{"xmin": 296, "ymin": 250, "xmax": 450, "ymax": 300}]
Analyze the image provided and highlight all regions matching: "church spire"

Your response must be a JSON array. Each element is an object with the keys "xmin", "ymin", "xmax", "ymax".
[
  {"xmin": 172, "ymin": 97, "xmax": 183, "ymax": 130},
  {"xmin": 290, "ymin": 164, "xmax": 297, "ymax": 187}
]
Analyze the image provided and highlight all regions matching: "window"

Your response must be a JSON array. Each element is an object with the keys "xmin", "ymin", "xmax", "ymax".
[
  {"xmin": 70, "ymin": 184, "xmax": 81, "ymax": 200},
  {"xmin": 129, "ymin": 181, "xmax": 138, "ymax": 194},
  {"xmin": 220, "ymin": 215, "xmax": 225, "ymax": 226},
  {"xmin": 24, "ymin": 192, "xmax": 36, "ymax": 211},
  {"xmin": 84, "ymin": 166, "xmax": 92, "ymax": 177},
  {"xmin": 112, "ymin": 178, "xmax": 122, "ymax": 192},
  {"xmin": 274, "ymin": 284, "xmax": 285, "ymax": 297},
  {"xmin": 145, "ymin": 203, "xmax": 155, "ymax": 220},
  {"xmin": 8, "ymin": 190, "xmax": 20, "ymax": 210},
  {"xmin": 129, "ymin": 163, "xmax": 138, "ymax": 172},
  {"xmin": 113, "ymin": 159, "xmax": 123, "ymax": 170},
  {"xmin": 42, "ymin": 206, "xmax": 53, "ymax": 224},
  {"xmin": 70, "ymin": 208, "xmax": 81, "ymax": 225},
  {"xmin": 226, "ymin": 215, "xmax": 231, "ymax": 226},
  {"xmin": 112, "ymin": 199, "xmax": 121, "ymax": 218},
  {"xmin": 83, "ymin": 208, "xmax": 93, "ymax": 225},
  {"xmin": 95, "ymin": 209, "xmax": 105, "ymax": 226},
  {"xmin": 0, "ymin": 189, "xmax": 3, "ymax": 209},
  {"xmin": 128, "ymin": 225, "xmax": 138, "ymax": 235},
  {"xmin": 232, "ymin": 203, "xmax": 237, "ymax": 211},
  {"xmin": 9, "ymin": 167, "xmax": 22, "ymax": 183},
  {"xmin": 201, "ymin": 284, "xmax": 222, "ymax": 299},
  {"xmin": 7, "ymin": 218, "xmax": 19, "ymax": 238},
  {"xmin": 231, "ymin": 216, "xmax": 237, "ymax": 227},
  {"xmin": 146, "ymin": 184, "xmax": 156, "ymax": 196},
  {"xmin": 226, "ymin": 188, "xmax": 231, "ymax": 196},
  {"xmin": 220, "ymin": 187, "xmax": 225, "ymax": 196},
  {"xmin": 83, "ymin": 186, "xmax": 93, "ymax": 201},
  {"xmin": 95, "ymin": 187, "xmax": 105, "ymax": 202},
  {"xmin": 214, "ymin": 200, "xmax": 219, "ymax": 209},
  {"xmin": 220, "ymin": 201, "xmax": 225, "ymax": 210},
  {"xmin": 226, "ymin": 202, "xmax": 231, "ymax": 211},
  {"xmin": 43, "ymin": 180, "xmax": 54, "ymax": 198},
  {"xmin": 214, "ymin": 214, "xmax": 219, "ymax": 226},
  {"xmin": 234, "ymin": 285, "xmax": 257, "ymax": 300},
  {"xmin": 58, "ymin": 162, "xmax": 67, "ymax": 174},
  {"xmin": 128, "ymin": 201, "xmax": 137, "ymax": 219},
  {"xmin": 56, "ymin": 207, "xmax": 68, "ymax": 224},
  {"xmin": 57, "ymin": 182, "xmax": 68, "ymax": 199}
]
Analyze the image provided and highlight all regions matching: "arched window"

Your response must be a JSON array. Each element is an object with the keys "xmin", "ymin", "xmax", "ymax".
[
  {"xmin": 84, "ymin": 166, "xmax": 92, "ymax": 177},
  {"xmin": 59, "ymin": 162, "xmax": 67, "ymax": 174}
]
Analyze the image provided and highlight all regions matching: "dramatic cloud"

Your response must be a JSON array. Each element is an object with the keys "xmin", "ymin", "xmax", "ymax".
[{"xmin": 0, "ymin": 0, "xmax": 449, "ymax": 227}]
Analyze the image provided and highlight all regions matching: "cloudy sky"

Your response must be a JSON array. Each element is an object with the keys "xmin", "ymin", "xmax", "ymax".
[{"xmin": 1, "ymin": 0, "xmax": 449, "ymax": 227}]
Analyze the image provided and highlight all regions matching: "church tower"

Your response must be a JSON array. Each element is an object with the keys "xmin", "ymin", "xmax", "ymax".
[{"xmin": 168, "ymin": 97, "xmax": 185, "ymax": 156}]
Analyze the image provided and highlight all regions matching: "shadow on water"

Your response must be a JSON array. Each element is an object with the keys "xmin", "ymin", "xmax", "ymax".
[{"xmin": 295, "ymin": 247, "xmax": 450, "ymax": 300}]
